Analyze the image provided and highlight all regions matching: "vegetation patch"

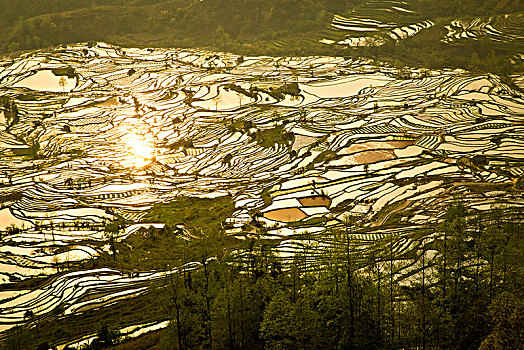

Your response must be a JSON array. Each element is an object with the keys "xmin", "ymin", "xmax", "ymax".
[
  {"xmin": 142, "ymin": 195, "xmax": 235, "ymax": 236},
  {"xmin": 95, "ymin": 195, "xmax": 240, "ymax": 271},
  {"xmin": 260, "ymin": 186, "xmax": 273, "ymax": 207},
  {"xmin": 308, "ymin": 150, "xmax": 338, "ymax": 169},
  {"xmin": 253, "ymin": 125, "xmax": 292, "ymax": 149},
  {"xmin": 51, "ymin": 66, "xmax": 76, "ymax": 78}
]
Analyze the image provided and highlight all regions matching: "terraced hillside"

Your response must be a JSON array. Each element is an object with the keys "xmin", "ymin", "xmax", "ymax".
[
  {"xmin": 321, "ymin": 0, "xmax": 432, "ymax": 46},
  {"xmin": 1, "ymin": 0, "xmax": 523, "ymax": 76},
  {"xmin": 0, "ymin": 42, "xmax": 523, "ymax": 348},
  {"xmin": 322, "ymin": 0, "xmax": 523, "ymax": 55}
]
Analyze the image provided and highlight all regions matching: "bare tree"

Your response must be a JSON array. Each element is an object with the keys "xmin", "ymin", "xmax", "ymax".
[{"xmin": 59, "ymin": 76, "xmax": 67, "ymax": 93}]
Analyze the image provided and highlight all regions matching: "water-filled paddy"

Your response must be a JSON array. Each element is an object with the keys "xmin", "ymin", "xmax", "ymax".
[
  {"xmin": 0, "ymin": 42, "xmax": 522, "ymax": 342},
  {"xmin": 13, "ymin": 70, "xmax": 77, "ymax": 92}
]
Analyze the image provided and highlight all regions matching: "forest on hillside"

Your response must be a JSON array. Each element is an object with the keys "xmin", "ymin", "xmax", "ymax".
[{"xmin": 0, "ymin": 0, "xmax": 522, "ymax": 76}]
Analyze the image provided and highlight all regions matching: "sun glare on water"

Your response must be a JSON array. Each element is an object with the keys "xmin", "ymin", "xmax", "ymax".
[{"xmin": 122, "ymin": 132, "xmax": 156, "ymax": 168}]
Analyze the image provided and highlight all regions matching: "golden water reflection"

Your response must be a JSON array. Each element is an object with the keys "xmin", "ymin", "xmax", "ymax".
[{"xmin": 121, "ymin": 132, "xmax": 156, "ymax": 168}]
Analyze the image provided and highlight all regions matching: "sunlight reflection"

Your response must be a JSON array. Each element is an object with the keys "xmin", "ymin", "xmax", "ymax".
[{"xmin": 121, "ymin": 132, "xmax": 156, "ymax": 168}]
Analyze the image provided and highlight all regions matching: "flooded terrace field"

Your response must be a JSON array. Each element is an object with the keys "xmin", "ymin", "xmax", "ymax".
[{"xmin": 0, "ymin": 42, "xmax": 523, "ymax": 345}]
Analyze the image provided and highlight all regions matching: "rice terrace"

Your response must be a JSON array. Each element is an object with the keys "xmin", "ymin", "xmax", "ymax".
[{"xmin": 0, "ymin": 1, "xmax": 522, "ymax": 349}]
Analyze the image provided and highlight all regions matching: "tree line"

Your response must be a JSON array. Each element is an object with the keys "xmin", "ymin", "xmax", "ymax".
[
  {"xmin": 0, "ymin": 0, "xmax": 522, "ymax": 77},
  {"xmin": 79, "ymin": 203, "xmax": 522, "ymax": 350},
  {"xmin": 2, "ymin": 202, "xmax": 522, "ymax": 349}
]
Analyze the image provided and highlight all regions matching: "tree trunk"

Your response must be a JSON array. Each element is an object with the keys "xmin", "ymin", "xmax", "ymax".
[
  {"xmin": 489, "ymin": 249, "xmax": 494, "ymax": 301},
  {"xmin": 292, "ymin": 266, "xmax": 297, "ymax": 303},
  {"xmin": 345, "ymin": 230, "xmax": 354, "ymax": 350},
  {"xmin": 169, "ymin": 274, "xmax": 183, "ymax": 350},
  {"xmin": 239, "ymin": 277, "xmax": 245, "ymax": 350},
  {"xmin": 390, "ymin": 241, "xmax": 394, "ymax": 347},
  {"xmin": 443, "ymin": 231, "xmax": 447, "ymax": 302},
  {"xmin": 377, "ymin": 261, "xmax": 382, "ymax": 339},
  {"xmin": 226, "ymin": 271, "xmax": 233, "ymax": 350},
  {"xmin": 203, "ymin": 262, "xmax": 213, "ymax": 349},
  {"xmin": 422, "ymin": 247, "xmax": 426, "ymax": 350},
  {"xmin": 175, "ymin": 301, "xmax": 182, "ymax": 350}
]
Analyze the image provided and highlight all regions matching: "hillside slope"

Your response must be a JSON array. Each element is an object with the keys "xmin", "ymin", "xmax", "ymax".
[
  {"xmin": 0, "ymin": 0, "xmax": 523, "ymax": 75},
  {"xmin": 0, "ymin": 42, "xmax": 522, "ymax": 348}
]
